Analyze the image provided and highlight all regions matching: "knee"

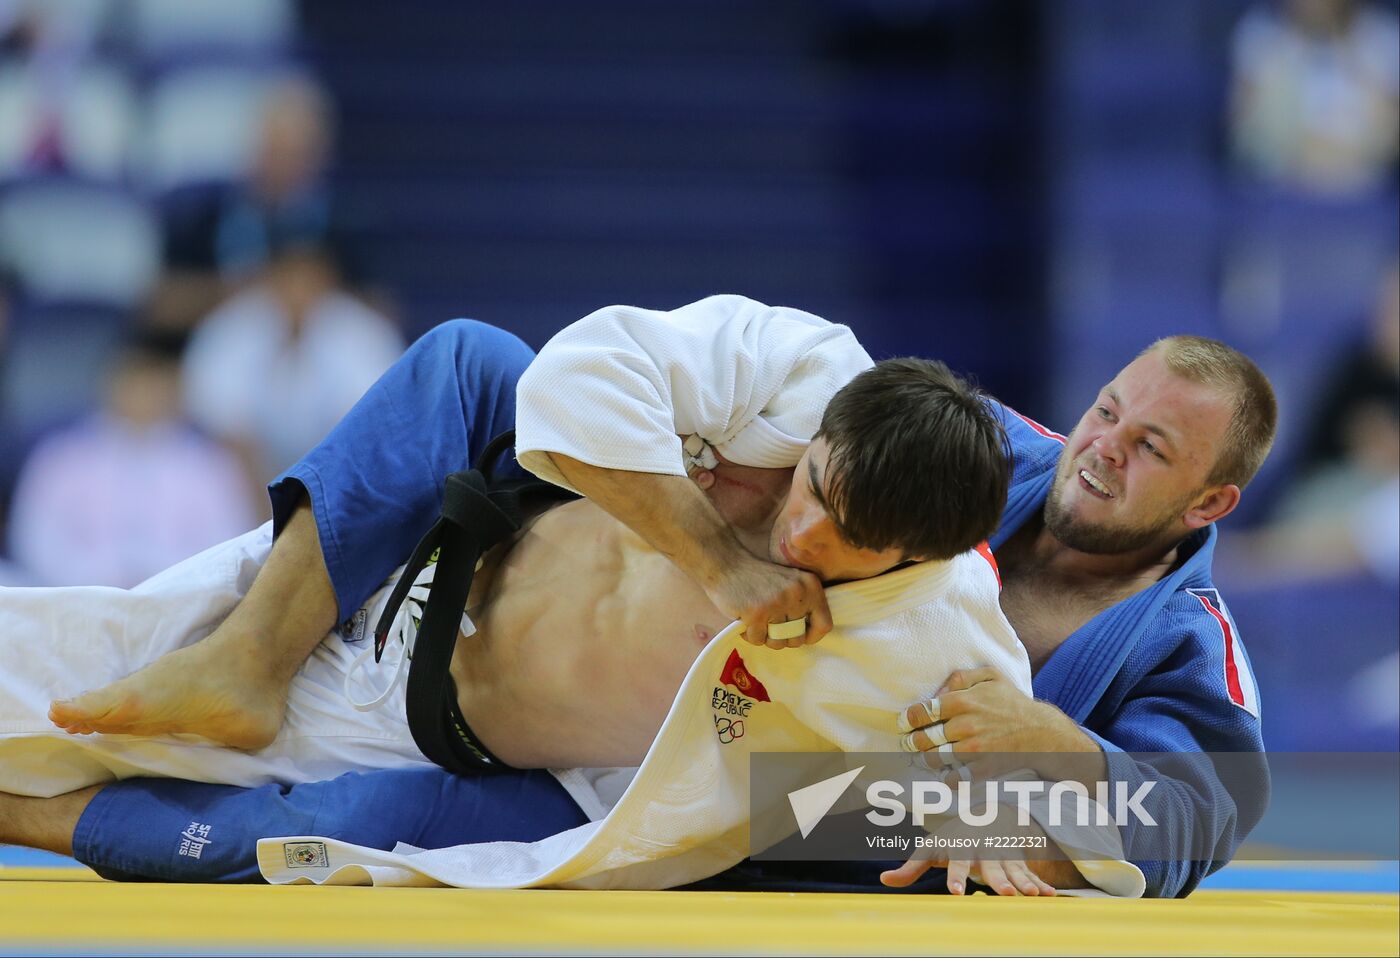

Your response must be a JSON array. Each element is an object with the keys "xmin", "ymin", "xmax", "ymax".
[
  {"xmin": 421, "ymin": 319, "xmax": 536, "ymax": 385},
  {"xmin": 309, "ymin": 768, "xmax": 451, "ymax": 849}
]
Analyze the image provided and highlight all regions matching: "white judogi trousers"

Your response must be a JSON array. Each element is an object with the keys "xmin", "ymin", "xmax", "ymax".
[{"xmin": 0, "ymin": 524, "xmax": 431, "ymax": 798}]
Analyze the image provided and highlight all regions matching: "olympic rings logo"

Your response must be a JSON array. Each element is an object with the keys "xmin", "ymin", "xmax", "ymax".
[{"xmin": 714, "ymin": 715, "xmax": 745, "ymax": 744}]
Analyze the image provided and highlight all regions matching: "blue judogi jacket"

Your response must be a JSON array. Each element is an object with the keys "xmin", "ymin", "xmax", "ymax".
[{"xmin": 267, "ymin": 321, "xmax": 1267, "ymax": 898}]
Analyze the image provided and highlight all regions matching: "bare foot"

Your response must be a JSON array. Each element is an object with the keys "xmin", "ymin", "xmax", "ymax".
[{"xmin": 48, "ymin": 633, "xmax": 288, "ymax": 750}]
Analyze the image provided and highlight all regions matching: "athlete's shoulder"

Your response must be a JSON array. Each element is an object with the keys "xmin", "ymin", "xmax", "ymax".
[{"xmin": 986, "ymin": 400, "xmax": 1066, "ymax": 482}]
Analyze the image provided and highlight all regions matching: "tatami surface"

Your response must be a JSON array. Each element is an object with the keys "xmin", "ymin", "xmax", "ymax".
[{"xmin": 2, "ymin": 855, "xmax": 1396, "ymax": 957}]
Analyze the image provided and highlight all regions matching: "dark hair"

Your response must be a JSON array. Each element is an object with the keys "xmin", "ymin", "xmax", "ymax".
[{"xmin": 815, "ymin": 358, "xmax": 1010, "ymax": 561}]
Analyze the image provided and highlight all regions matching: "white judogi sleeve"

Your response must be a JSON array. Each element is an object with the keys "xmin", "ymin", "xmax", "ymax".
[{"xmin": 514, "ymin": 295, "xmax": 873, "ymax": 490}]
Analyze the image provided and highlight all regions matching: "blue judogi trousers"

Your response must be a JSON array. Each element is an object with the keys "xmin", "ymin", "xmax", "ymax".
[{"xmin": 74, "ymin": 767, "xmax": 587, "ymax": 883}]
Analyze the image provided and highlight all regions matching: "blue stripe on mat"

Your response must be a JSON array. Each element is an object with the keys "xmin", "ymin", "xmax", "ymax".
[
  {"xmin": 1199, "ymin": 860, "xmax": 1399, "ymax": 893},
  {"xmin": 0, "ymin": 846, "xmax": 84, "ymax": 868},
  {"xmin": 5, "ymin": 844, "xmax": 1397, "ymax": 893}
]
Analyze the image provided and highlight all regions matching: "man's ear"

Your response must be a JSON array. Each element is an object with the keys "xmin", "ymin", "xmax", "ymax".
[{"xmin": 1184, "ymin": 484, "xmax": 1241, "ymax": 530}]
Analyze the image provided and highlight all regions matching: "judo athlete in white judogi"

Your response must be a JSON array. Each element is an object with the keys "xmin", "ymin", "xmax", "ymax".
[{"xmin": 0, "ymin": 298, "xmax": 1143, "ymax": 895}]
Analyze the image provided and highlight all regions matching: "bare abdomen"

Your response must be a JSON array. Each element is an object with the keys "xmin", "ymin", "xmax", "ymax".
[{"xmin": 451, "ymin": 498, "xmax": 728, "ymax": 769}]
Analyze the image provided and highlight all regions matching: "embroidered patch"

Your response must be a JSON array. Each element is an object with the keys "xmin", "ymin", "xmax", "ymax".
[
  {"xmin": 338, "ymin": 608, "xmax": 370, "ymax": 644},
  {"xmin": 714, "ymin": 715, "xmax": 745, "ymax": 744},
  {"xmin": 283, "ymin": 841, "xmax": 329, "ymax": 869},
  {"xmin": 712, "ymin": 686, "xmax": 755, "ymax": 717},
  {"xmin": 711, "ymin": 650, "xmax": 769, "ymax": 743},
  {"xmin": 177, "ymin": 821, "xmax": 212, "ymax": 859},
  {"xmin": 718, "ymin": 649, "xmax": 771, "ymax": 702}
]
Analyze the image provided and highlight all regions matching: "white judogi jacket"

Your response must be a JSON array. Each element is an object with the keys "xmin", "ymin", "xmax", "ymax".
[
  {"xmin": 514, "ymin": 294, "xmax": 869, "ymax": 488},
  {"xmin": 255, "ymin": 296, "xmax": 1144, "ymax": 896},
  {"xmin": 258, "ymin": 564, "xmax": 1141, "ymax": 896}
]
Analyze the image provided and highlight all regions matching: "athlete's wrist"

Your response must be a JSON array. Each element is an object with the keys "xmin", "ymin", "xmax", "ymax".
[{"xmin": 1049, "ymin": 710, "xmax": 1100, "ymax": 755}]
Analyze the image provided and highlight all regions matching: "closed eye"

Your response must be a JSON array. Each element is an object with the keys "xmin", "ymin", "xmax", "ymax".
[{"xmin": 807, "ymin": 457, "xmax": 830, "ymax": 512}]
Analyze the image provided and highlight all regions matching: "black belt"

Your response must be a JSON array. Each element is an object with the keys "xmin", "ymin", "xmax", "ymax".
[{"xmin": 372, "ymin": 430, "xmax": 575, "ymax": 776}]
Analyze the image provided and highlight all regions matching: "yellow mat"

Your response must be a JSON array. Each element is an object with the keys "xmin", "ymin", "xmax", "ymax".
[{"xmin": 0, "ymin": 867, "xmax": 1395, "ymax": 956}]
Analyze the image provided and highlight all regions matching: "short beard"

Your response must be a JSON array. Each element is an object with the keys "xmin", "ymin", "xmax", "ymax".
[{"xmin": 1043, "ymin": 480, "xmax": 1187, "ymax": 556}]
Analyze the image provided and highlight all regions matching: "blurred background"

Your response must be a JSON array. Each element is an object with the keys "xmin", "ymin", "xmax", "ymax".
[{"xmin": 0, "ymin": 0, "xmax": 1394, "ymax": 752}]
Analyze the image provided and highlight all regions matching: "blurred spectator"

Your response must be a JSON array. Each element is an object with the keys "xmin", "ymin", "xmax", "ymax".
[
  {"xmin": 181, "ymin": 235, "xmax": 403, "ymax": 492},
  {"xmin": 152, "ymin": 72, "xmax": 371, "ymax": 330},
  {"xmin": 6, "ymin": 326, "xmax": 257, "ymax": 587},
  {"xmin": 1222, "ymin": 259, "xmax": 1400, "ymax": 585},
  {"xmin": 1283, "ymin": 258, "xmax": 1400, "ymax": 506},
  {"xmin": 0, "ymin": 0, "xmax": 119, "ymax": 176},
  {"xmin": 1229, "ymin": 0, "xmax": 1400, "ymax": 196}
]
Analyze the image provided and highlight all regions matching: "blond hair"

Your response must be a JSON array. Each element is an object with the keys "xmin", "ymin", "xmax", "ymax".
[{"xmin": 1143, "ymin": 336, "xmax": 1278, "ymax": 488}]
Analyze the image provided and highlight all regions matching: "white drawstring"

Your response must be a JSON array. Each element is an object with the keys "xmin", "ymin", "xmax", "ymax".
[{"xmin": 342, "ymin": 561, "xmax": 478, "ymax": 712}]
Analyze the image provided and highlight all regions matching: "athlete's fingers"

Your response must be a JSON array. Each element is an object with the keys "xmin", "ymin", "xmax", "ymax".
[
  {"xmin": 879, "ymin": 855, "xmax": 941, "ymax": 888},
  {"xmin": 897, "ymin": 696, "xmax": 942, "ymax": 733},
  {"xmin": 945, "ymin": 859, "xmax": 972, "ymax": 896},
  {"xmin": 802, "ymin": 591, "xmax": 833, "ymax": 645},
  {"xmin": 766, "ymin": 615, "xmax": 807, "ymax": 651},
  {"xmin": 740, "ymin": 615, "xmax": 768, "ymax": 647},
  {"xmin": 1008, "ymin": 859, "xmax": 1056, "ymax": 897},
  {"xmin": 998, "ymin": 859, "xmax": 1036, "ymax": 897},
  {"xmin": 904, "ymin": 740, "xmax": 958, "ymax": 766},
  {"xmin": 979, "ymin": 859, "xmax": 1021, "ymax": 897},
  {"xmin": 733, "ymin": 567, "xmax": 826, "ymax": 651},
  {"xmin": 899, "ymin": 719, "xmax": 969, "ymax": 753}
]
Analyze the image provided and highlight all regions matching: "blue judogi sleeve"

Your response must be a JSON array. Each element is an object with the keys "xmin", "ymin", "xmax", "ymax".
[
  {"xmin": 267, "ymin": 320, "xmax": 535, "ymax": 620},
  {"xmin": 1085, "ymin": 739, "xmax": 1268, "ymax": 900},
  {"xmin": 1075, "ymin": 592, "xmax": 1269, "ymax": 898}
]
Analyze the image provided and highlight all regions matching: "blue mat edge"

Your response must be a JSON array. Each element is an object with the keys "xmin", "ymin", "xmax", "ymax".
[{"xmin": 4, "ymin": 845, "xmax": 1398, "ymax": 892}]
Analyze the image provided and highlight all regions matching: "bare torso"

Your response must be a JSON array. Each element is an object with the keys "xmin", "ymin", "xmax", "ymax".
[
  {"xmin": 996, "ymin": 568, "xmax": 1108, "ymax": 673},
  {"xmin": 452, "ymin": 464, "xmax": 792, "ymax": 769}
]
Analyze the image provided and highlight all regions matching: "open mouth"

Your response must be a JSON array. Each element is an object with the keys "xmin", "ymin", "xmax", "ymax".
[{"xmin": 1078, "ymin": 469, "xmax": 1114, "ymax": 500}]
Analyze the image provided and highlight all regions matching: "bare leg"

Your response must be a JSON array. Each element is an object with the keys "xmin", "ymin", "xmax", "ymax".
[
  {"xmin": 0, "ymin": 785, "xmax": 102, "ymax": 858},
  {"xmin": 48, "ymin": 498, "xmax": 337, "ymax": 749}
]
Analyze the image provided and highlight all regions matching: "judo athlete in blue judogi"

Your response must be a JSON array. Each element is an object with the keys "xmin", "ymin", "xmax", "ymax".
[
  {"xmin": 5, "ymin": 300, "xmax": 1277, "ymax": 897},
  {"xmin": 702, "ymin": 370, "xmax": 1274, "ymax": 899}
]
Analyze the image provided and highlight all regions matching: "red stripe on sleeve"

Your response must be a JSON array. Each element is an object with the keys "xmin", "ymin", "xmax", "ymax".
[
  {"xmin": 1011, "ymin": 409, "xmax": 1066, "ymax": 443},
  {"xmin": 1192, "ymin": 593, "xmax": 1246, "ymax": 708}
]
